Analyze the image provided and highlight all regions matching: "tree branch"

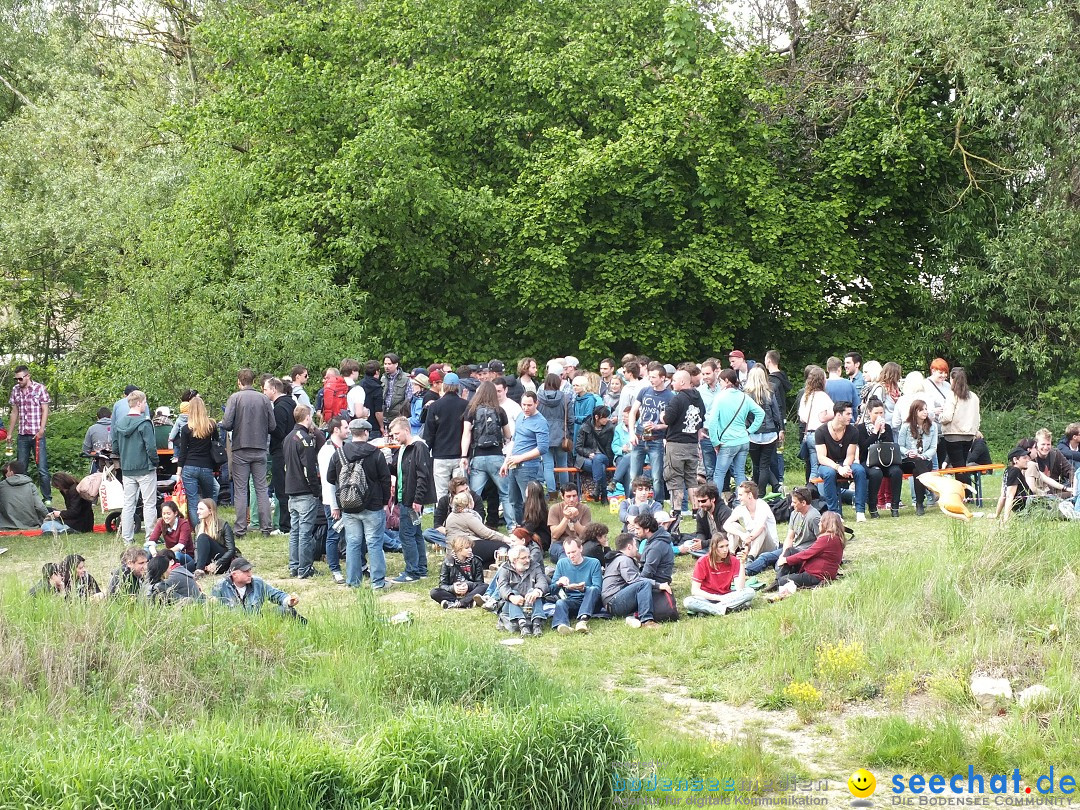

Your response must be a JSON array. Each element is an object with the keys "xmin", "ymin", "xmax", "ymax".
[{"xmin": 0, "ymin": 71, "xmax": 35, "ymax": 109}]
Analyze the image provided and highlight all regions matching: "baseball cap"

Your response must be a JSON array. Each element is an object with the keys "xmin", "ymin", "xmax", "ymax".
[
  {"xmin": 429, "ymin": 370, "xmax": 443, "ymax": 384},
  {"xmin": 229, "ymin": 557, "xmax": 253, "ymax": 572},
  {"xmin": 349, "ymin": 418, "xmax": 372, "ymax": 431},
  {"xmin": 654, "ymin": 510, "xmax": 673, "ymax": 524},
  {"xmin": 663, "ymin": 364, "xmax": 676, "ymax": 376},
  {"xmin": 410, "ymin": 367, "xmax": 426, "ymax": 377},
  {"xmin": 443, "ymin": 372, "xmax": 460, "ymax": 385},
  {"xmin": 728, "ymin": 350, "xmax": 745, "ymax": 359},
  {"xmin": 488, "ymin": 360, "xmax": 505, "ymax": 373}
]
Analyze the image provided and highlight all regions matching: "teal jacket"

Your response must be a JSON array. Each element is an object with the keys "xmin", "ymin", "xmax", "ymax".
[
  {"xmin": 115, "ymin": 413, "xmax": 158, "ymax": 475},
  {"xmin": 706, "ymin": 388, "xmax": 764, "ymax": 449}
]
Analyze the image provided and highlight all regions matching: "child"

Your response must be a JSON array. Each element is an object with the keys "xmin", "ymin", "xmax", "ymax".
[
  {"xmin": 766, "ymin": 512, "xmax": 845, "ymax": 601},
  {"xmin": 429, "ymin": 536, "xmax": 487, "ymax": 609},
  {"xmin": 619, "ymin": 476, "xmax": 663, "ymax": 532}
]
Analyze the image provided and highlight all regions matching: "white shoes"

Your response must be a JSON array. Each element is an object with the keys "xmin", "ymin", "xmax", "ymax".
[
  {"xmin": 625, "ymin": 616, "xmax": 641, "ymax": 629},
  {"xmin": 855, "ymin": 512, "xmax": 867, "ymax": 523}
]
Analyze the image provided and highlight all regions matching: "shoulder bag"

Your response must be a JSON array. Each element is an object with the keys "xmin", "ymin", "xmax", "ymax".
[
  {"xmin": 868, "ymin": 435, "xmax": 901, "ymax": 468},
  {"xmin": 560, "ymin": 398, "xmax": 573, "ymax": 452}
]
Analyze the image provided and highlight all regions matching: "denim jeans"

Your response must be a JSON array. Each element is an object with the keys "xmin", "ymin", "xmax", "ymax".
[
  {"xmin": 181, "ymin": 465, "xmax": 219, "ymax": 509},
  {"xmin": 744, "ymin": 547, "xmax": 784, "ymax": 576},
  {"xmin": 507, "ymin": 460, "xmax": 542, "ymax": 526},
  {"xmin": 605, "ymin": 579, "xmax": 655, "ymax": 622},
  {"xmin": 40, "ymin": 519, "xmax": 68, "ymax": 533},
  {"xmin": 541, "ymin": 447, "xmax": 569, "ymax": 491},
  {"xmin": 802, "ymin": 434, "xmax": 820, "ymax": 481},
  {"xmin": 287, "ymin": 493, "xmax": 319, "ymax": 577},
  {"xmin": 699, "ymin": 437, "xmax": 716, "ymax": 482},
  {"xmin": 713, "ymin": 443, "xmax": 749, "ymax": 497},
  {"xmin": 684, "ymin": 588, "xmax": 755, "ymax": 615},
  {"xmin": 121, "ymin": 471, "xmax": 157, "ymax": 542},
  {"xmin": 398, "ymin": 506, "xmax": 427, "ymax": 578},
  {"xmin": 343, "ymin": 509, "xmax": 386, "ymax": 589},
  {"xmin": 630, "ymin": 438, "xmax": 666, "ymax": 502},
  {"xmin": 819, "ymin": 463, "xmax": 868, "ymax": 515},
  {"xmin": 551, "ymin": 585, "xmax": 601, "ymax": 627},
  {"xmin": 470, "ymin": 455, "xmax": 515, "ymax": 530},
  {"xmin": 323, "ymin": 505, "xmax": 341, "ymax": 574},
  {"xmin": 423, "ymin": 527, "xmax": 448, "ymax": 549},
  {"xmin": 16, "ymin": 433, "xmax": 50, "ymax": 500},
  {"xmin": 581, "ymin": 453, "xmax": 610, "ymax": 496},
  {"xmin": 549, "ymin": 541, "xmax": 565, "ymax": 564}
]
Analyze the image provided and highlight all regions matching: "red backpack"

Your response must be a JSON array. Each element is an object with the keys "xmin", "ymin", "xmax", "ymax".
[{"xmin": 321, "ymin": 376, "xmax": 350, "ymax": 421}]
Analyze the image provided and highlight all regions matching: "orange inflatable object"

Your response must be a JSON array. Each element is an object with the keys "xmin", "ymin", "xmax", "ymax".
[{"xmin": 917, "ymin": 472, "xmax": 976, "ymax": 521}]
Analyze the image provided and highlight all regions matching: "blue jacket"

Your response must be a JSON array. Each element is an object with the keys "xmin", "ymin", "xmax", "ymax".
[
  {"xmin": 212, "ymin": 575, "xmax": 289, "ymax": 612},
  {"xmin": 572, "ymin": 392, "xmax": 603, "ymax": 442},
  {"xmin": 706, "ymin": 389, "xmax": 764, "ymax": 448}
]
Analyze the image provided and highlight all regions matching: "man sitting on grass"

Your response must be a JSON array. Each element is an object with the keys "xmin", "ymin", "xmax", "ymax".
[
  {"xmin": 494, "ymin": 544, "xmax": 549, "ymax": 638},
  {"xmin": 744, "ymin": 487, "xmax": 820, "ymax": 576},
  {"xmin": 618, "ymin": 476, "xmax": 663, "ymax": 533},
  {"xmin": 549, "ymin": 538, "xmax": 602, "ymax": 634},
  {"xmin": 679, "ymin": 482, "xmax": 731, "ymax": 555},
  {"xmin": 602, "ymin": 533, "xmax": 664, "ymax": 629},
  {"xmin": 108, "ymin": 546, "xmax": 149, "ymax": 598},
  {"xmin": 0, "ymin": 461, "xmax": 48, "ymax": 530},
  {"xmin": 548, "ymin": 484, "xmax": 591, "ymax": 563},
  {"xmin": 211, "ymin": 557, "xmax": 304, "ymax": 621},
  {"xmin": 722, "ymin": 481, "xmax": 778, "ymax": 561},
  {"xmin": 636, "ymin": 512, "xmax": 674, "ymax": 586}
]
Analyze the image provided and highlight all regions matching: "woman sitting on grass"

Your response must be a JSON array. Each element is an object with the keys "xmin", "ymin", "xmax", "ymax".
[
  {"xmin": 766, "ymin": 512, "xmax": 845, "ymax": 602},
  {"xmin": 683, "ymin": 534, "xmax": 755, "ymax": 616},
  {"xmin": 193, "ymin": 498, "xmax": 239, "ymax": 575},
  {"xmin": 146, "ymin": 501, "xmax": 195, "ymax": 569},
  {"xmin": 42, "ymin": 472, "xmax": 94, "ymax": 533},
  {"xmin": 59, "ymin": 553, "xmax": 101, "ymax": 600},
  {"xmin": 494, "ymin": 544, "xmax": 549, "ymax": 637},
  {"xmin": 582, "ymin": 521, "xmax": 616, "ymax": 567},
  {"xmin": 429, "ymin": 536, "xmax": 488, "ymax": 609},
  {"xmin": 145, "ymin": 550, "xmax": 204, "ymax": 604},
  {"xmin": 520, "ymin": 481, "xmax": 551, "ymax": 551},
  {"xmin": 443, "ymin": 491, "xmax": 510, "ymax": 568},
  {"xmin": 423, "ymin": 476, "xmax": 484, "ymax": 551}
]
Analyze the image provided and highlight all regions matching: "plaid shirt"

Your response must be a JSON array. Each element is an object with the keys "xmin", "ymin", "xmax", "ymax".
[{"xmin": 9, "ymin": 380, "xmax": 50, "ymax": 435}]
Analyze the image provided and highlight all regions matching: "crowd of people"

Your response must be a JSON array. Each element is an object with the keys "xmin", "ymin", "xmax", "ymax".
[{"xmin": 8, "ymin": 350, "xmax": 1079, "ymax": 630}]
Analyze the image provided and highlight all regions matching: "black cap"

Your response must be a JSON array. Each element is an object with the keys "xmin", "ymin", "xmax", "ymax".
[{"xmin": 229, "ymin": 557, "xmax": 253, "ymax": 572}]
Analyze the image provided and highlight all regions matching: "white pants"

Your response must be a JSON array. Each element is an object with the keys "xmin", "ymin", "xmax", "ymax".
[{"xmin": 121, "ymin": 472, "xmax": 157, "ymax": 542}]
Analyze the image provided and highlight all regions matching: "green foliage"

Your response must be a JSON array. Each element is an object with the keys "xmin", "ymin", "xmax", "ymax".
[{"xmin": 849, "ymin": 716, "xmax": 1008, "ymax": 774}]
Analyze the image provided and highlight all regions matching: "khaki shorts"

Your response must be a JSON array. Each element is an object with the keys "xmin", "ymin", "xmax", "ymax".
[{"xmin": 664, "ymin": 441, "xmax": 699, "ymax": 493}]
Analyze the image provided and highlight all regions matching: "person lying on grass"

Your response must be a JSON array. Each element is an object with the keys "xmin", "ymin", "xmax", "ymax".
[
  {"xmin": 29, "ymin": 562, "xmax": 65, "ymax": 597},
  {"xmin": 683, "ymin": 534, "xmax": 755, "ymax": 617},
  {"xmin": 429, "ymin": 536, "xmax": 487, "ymax": 610},
  {"xmin": 58, "ymin": 553, "xmax": 102, "ymax": 600},
  {"xmin": 765, "ymin": 512, "xmax": 845, "ymax": 602},
  {"xmin": 494, "ymin": 543, "xmax": 548, "ymax": 638},
  {"xmin": 211, "ymin": 557, "xmax": 304, "ymax": 622},
  {"xmin": 994, "ymin": 446, "xmax": 1036, "ymax": 523}
]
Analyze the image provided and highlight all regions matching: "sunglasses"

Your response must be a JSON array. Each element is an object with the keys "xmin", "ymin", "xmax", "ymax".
[{"xmin": 14, "ymin": 376, "xmax": 26, "ymax": 382}]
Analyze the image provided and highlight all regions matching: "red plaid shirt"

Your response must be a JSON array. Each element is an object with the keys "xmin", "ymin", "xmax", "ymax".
[{"xmin": 9, "ymin": 381, "xmax": 50, "ymax": 436}]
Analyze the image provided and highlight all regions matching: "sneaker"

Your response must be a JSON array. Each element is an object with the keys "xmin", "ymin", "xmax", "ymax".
[
  {"xmin": 531, "ymin": 619, "xmax": 544, "ymax": 636},
  {"xmin": 332, "ymin": 571, "xmax": 345, "ymax": 584},
  {"xmin": 518, "ymin": 619, "xmax": 529, "ymax": 637},
  {"xmin": 575, "ymin": 619, "xmax": 590, "ymax": 634},
  {"xmin": 556, "ymin": 624, "xmax": 573, "ymax": 635},
  {"xmin": 267, "ymin": 529, "xmax": 285, "ymax": 537},
  {"xmin": 441, "ymin": 599, "xmax": 453, "ymax": 609},
  {"xmin": 496, "ymin": 615, "xmax": 511, "ymax": 632},
  {"xmin": 855, "ymin": 512, "xmax": 867, "ymax": 523},
  {"xmin": 916, "ymin": 504, "xmax": 926, "ymax": 516},
  {"xmin": 625, "ymin": 616, "xmax": 641, "ymax": 629},
  {"xmin": 480, "ymin": 596, "xmax": 498, "ymax": 612},
  {"xmin": 390, "ymin": 573, "xmax": 418, "ymax": 584},
  {"xmin": 473, "ymin": 594, "xmax": 487, "ymax": 608},
  {"xmin": 891, "ymin": 508, "xmax": 900, "ymax": 518},
  {"xmin": 869, "ymin": 510, "xmax": 880, "ymax": 519}
]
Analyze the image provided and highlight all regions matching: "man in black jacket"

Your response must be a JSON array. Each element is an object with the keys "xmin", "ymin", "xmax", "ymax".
[
  {"xmin": 680, "ymin": 482, "xmax": 732, "ymax": 555},
  {"xmin": 327, "ymin": 418, "xmax": 392, "ymax": 590},
  {"xmin": 283, "ymin": 404, "xmax": 324, "ymax": 579},
  {"xmin": 424, "ymin": 373, "xmax": 468, "ymax": 501},
  {"xmin": 264, "ymin": 377, "xmax": 295, "ymax": 535},
  {"xmin": 388, "ymin": 416, "xmax": 434, "ymax": 583},
  {"xmin": 358, "ymin": 361, "xmax": 385, "ymax": 438}
]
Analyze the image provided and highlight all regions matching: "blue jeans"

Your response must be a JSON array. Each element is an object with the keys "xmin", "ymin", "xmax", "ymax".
[
  {"xmin": 181, "ymin": 465, "xmax": 219, "ymax": 508},
  {"xmin": 713, "ymin": 443, "xmax": 749, "ymax": 496},
  {"xmin": 802, "ymin": 434, "xmax": 820, "ymax": 481},
  {"xmin": 630, "ymin": 439, "xmax": 665, "ymax": 502},
  {"xmin": 40, "ymin": 519, "xmax": 68, "ymax": 533},
  {"xmin": 398, "ymin": 506, "xmax": 427, "ymax": 578},
  {"xmin": 549, "ymin": 541, "xmax": 565, "ymax": 563},
  {"xmin": 423, "ymin": 527, "xmax": 448, "ymax": 549},
  {"xmin": 323, "ymin": 505, "xmax": 341, "ymax": 574},
  {"xmin": 744, "ymin": 547, "xmax": 784, "ymax": 576},
  {"xmin": 507, "ymin": 460, "xmax": 542, "ymax": 526},
  {"xmin": 819, "ymin": 464, "xmax": 868, "ymax": 515},
  {"xmin": 581, "ymin": 453, "xmax": 610, "ymax": 496},
  {"xmin": 699, "ymin": 437, "xmax": 717, "ymax": 482},
  {"xmin": 470, "ymin": 455, "xmax": 515, "ymax": 530},
  {"xmin": 605, "ymin": 579, "xmax": 655, "ymax": 623},
  {"xmin": 343, "ymin": 509, "xmax": 386, "ymax": 589},
  {"xmin": 17, "ymin": 434, "xmax": 50, "ymax": 500},
  {"xmin": 287, "ymin": 494, "xmax": 319, "ymax": 577},
  {"xmin": 541, "ymin": 447, "xmax": 569, "ymax": 491},
  {"xmin": 612, "ymin": 455, "xmax": 632, "ymax": 496},
  {"xmin": 551, "ymin": 585, "xmax": 601, "ymax": 627}
]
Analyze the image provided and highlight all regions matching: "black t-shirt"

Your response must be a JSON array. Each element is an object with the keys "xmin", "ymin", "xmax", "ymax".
[
  {"xmin": 1003, "ymin": 466, "xmax": 1031, "ymax": 510},
  {"xmin": 464, "ymin": 406, "xmax": 508, "ymax": 457},
  {"xmin": 815, "ymin": 423, "xmax": 858, "ymax": 466},
  {"xmin": 663, "ymin": 390, "xmax": 706, "ymax": 444}
]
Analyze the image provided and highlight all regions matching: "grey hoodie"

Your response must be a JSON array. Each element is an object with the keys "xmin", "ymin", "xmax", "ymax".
[
  {"xmin": 0, "ymin": 474, "xmax": 49, "ymax": 529},
  {"xmin": 535, "ymin": 388, "xmax": 570, "ymax": 449}
]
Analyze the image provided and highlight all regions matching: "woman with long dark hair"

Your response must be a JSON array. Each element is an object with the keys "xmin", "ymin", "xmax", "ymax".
[
  {"xmin": 462, "ymin": 381, "xmax": 514, "ymax": 530},
  {"xmin": 520, "ymin": 480, "xmax": 551, "ymax": 551},
  {"xmin": 58, "ymin": 553, "xmax": 101, "ymax": 600},
  {"xmin": 941, "ymin": 367, "xmax": 981, "ymax": 487},
  {"xmin": 897, "ymin": 399, "xmax": 938, "ymax": 516},
  {"xmin": 44, "ymin": 472, "xmax": 94, "ymax": 533}
]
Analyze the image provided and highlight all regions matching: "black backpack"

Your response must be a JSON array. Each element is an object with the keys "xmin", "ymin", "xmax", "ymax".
[
  {"xmin": 335, "ymin": 446, "xmax": 370, "ymax": 509},
  {"xmin": 769, "ymin": 494, "xmax": 793, "ymax": 524},
  {"xmin": 473, "ymin": 406, "xmax": 503, "ymax": 451}
]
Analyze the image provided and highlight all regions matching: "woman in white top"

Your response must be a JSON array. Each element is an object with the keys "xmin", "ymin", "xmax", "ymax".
[
  {"xmin": 941, "ymin": 367, "xmax": 981, "ymax": 487},
  {"xmin": 722, "ymin": 481, "xmax": 779, "ymax": 560},
  {"xmin": 797, "ymin": 366, "xmax": 833, "ymax": 480},
  {"xmin": 922, "ymin": 358, "xmax": 952, "ymax": 467}
]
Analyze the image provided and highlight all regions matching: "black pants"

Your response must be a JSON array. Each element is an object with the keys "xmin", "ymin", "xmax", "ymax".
[
  {"xmin": 867, "ymin": 464, "xmax": 903, "ymax": 509},
  {"xmin": 482, "ymin": 479, "xmax": 500, "ymax": 528},
  {"xmin": 944, "ymin": 439, "xmax": 974, "ymax": 485},
  {"xmin": 778, "ymin": 572, "xmax": 823, "ymax": 589},
  {"xmin": 473, "ymin": 538, "xmax": 510, "ymax": 568},
  {"xmin": 430, "ymin": 581, "xmax": 487, "ymax": 605},
  {"xmin": 195, "ymin": 532, "xmax": 226, "ymax": 571},
  {"xmin": 900, "ymin": 457, "xmax": 932, "ymax": 504},
  {"xmin": 270, "ymin": 449, "xmax": 290, "ymax": 531},
  {"xmin": 749, "ymin": 440, "xmax": 778, "ymax": 494}
]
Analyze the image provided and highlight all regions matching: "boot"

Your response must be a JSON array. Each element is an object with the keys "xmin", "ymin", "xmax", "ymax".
[
  {"xmin": 517, "ymin": 618, "xmax": 529, "ymax": 637},
  {"xmin": 531, "ymin": 618, "xmax": 544, "ymax": 637}
]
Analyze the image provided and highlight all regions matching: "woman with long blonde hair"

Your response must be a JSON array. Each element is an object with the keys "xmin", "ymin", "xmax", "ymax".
[
  {"xmin": 193, "ymin": 497, "xmax": 239, "ymax": 575},
  {"xmin": 746, "ymin": 366, "xmax": 784, "ymax": 494},
  {"xmin": 176, "ymin": 394, "xmax": 220, "ymax": 507}
]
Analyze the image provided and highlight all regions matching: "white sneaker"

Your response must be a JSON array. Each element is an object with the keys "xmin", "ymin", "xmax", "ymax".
[
  {"xmin": 625, "ymin": 616, "xmax": 641, "ymax": 629},
  {"xmin": 856, "ymin": 512, "xmax": 867, "ymax": 523},
  {"xmin": 332, "ymin": 571, "xmax": 345, "ymax": 584},
  {"xmin": 0, "ymin": 547, "xmax": 7, "ymax": 556}
]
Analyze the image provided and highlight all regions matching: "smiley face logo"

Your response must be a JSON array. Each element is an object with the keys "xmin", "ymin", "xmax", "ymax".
[{"xmin": 848, "ymin": 769, "xmax": 876, "ymax": 798}]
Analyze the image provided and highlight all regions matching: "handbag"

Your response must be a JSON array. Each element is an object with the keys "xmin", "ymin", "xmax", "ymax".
[
  {"xmin": 868, "ymin": 441, "xmax": 901, "ymax": 468},
  {"xmin": 560, "ymin": 398, "xmax": 573, "ymax": 452},
  {"xmin": 209, "ymin": 428, "xmax": 227, "ymax": 467}
]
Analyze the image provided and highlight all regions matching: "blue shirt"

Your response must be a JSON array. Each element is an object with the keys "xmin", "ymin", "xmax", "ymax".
[
  {"xmin": 512, "ymin": 412, "xmax": 549, "ymax": 459},
  {"xmin": 634, "ymin": 386, "xmax": 674, "ymax": 438},
  {"xmin": 825, "ymin": 378, "xmax": 858, "ymax": 409},
  {"xmin": 551, "ymin": 555, "xmax": 602, "ymax": 594}
]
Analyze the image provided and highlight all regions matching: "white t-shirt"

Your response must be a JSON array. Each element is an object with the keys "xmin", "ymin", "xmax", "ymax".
[
  {"xmin": 500, "ymin": 398, "xmax": 523, "ymax": 454},
  {"xmin": 728, "ymin": 500, "xmax": 779, "ymax": 550},
  {"xmin": 798, "ymin": 391, "xmax": 834, "ymax": 432},
  {"xmin": 318, "ymin": 439, "xmax": 344, "ymax": 508},
  {"xmin": 346, "ymin": 380, "xmax": 366, "ymax": 419},
  {"xmin": 617, "ymin": 379, "xmax": 645, "ymax": 420}
]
